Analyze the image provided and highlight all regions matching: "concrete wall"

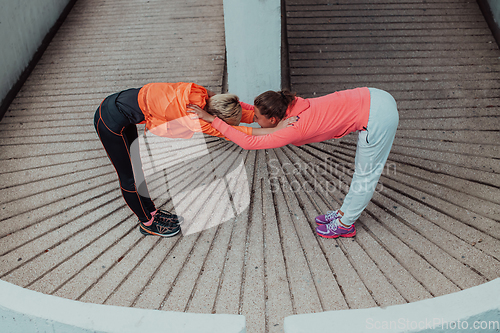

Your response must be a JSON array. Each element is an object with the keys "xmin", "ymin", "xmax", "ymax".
[
  {"xmin": 478, "ymin": 0, "xmax": 500, "ymax": 46},
  {"xmin": 0, "ymin": 280, "xmax": 246, "ymax": 333},
  {"xmin": 486, "ymin": 0, "xmax": 500, "ymax": 24},
  {"xmin": 285, "ymin": 278, "xmax": 500, "ymax": 333},
  {"xmin": 0, "ymin": 0, "xmax": 71, "ymax": 107},
  {"xmin": 223, "ymin": 0, "xmax": 282, "ymax": 104}
]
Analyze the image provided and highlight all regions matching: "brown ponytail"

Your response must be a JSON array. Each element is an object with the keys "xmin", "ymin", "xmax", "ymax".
[{"xmin": 254, "ymin": 89, "xmax": 296, "ymax": 121}]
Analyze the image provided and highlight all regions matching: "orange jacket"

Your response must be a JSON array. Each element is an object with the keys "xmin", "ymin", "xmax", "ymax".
[{"xmin": 138, "ymin": 82, "xmax": 253, "ymax": 139}]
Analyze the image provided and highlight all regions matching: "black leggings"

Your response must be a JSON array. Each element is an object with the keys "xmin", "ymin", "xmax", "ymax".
[{"xmin": 93, "ymin": 92, "xmax": 156, "ymax": 222}]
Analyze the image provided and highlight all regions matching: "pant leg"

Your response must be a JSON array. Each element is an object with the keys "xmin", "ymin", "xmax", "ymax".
[
  {"xmin": 94, "ymin": 94, "xmax": 155, "ymax": 222},
  {"xmin": 122, "ymin": 123, "xmax": 156, "ymax": 213},
  {"xmin": 340, "ymin": 88, "xmax": 399, "ymax": 225}
]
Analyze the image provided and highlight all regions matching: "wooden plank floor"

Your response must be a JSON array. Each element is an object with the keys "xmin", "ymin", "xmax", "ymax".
[{"xmin": 1, "ymin": 0, "xmax": 499, "ymax": 332}]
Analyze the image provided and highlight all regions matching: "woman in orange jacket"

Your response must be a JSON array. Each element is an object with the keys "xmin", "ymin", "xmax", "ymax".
[{"xmin": 94, "ymin": 82, "xmax": 292, "ymax": 237}]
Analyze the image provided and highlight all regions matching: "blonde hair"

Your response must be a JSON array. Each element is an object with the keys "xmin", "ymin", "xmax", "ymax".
[{"xmin": 206, "ymin": 94, "xmax": 242, "ymax": 125}]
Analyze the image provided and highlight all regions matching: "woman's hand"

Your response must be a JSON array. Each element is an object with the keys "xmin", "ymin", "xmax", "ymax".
[
  {"xmin": 276, "ymin": 116, "xmax": 298, "ymax": 130},
  {"xmin": 187, "ymin": 104, "xmax": 215, "ymax": 123},
  {"xmin": 252, "ymin": 116, "xmax": 298, "ymax": 136}
]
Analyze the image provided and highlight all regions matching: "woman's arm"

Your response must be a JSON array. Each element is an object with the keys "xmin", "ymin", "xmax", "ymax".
[
  {"xmin": 187, "ymin": 102, "xmax": 298, "ymax": 149},
  {"xmin": 187, "ymin": 104, "xmax": 216, "ymax": 122},
  {"xmin": 187, "ymin": 104, "xmax": 297, "ymax": 136},
  {"xmin": 252, "ymin": 117, "xmax": 298, "ymax": 136},
  {"xmin": 240, "ymin": 102, "xmax": 255, "ymax": 124},
  {"xmin": 212, "ymin": 118, "xmax": 298, "ymax": 150}
]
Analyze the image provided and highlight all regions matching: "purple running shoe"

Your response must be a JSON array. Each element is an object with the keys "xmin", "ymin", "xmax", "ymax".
[{"xmin": 316, "ymin": 218, "xmax": 356, "ymax": 239}]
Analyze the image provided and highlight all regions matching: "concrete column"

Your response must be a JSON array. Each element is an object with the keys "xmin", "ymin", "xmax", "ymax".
[
  {"xmin": 223, "ymin": 0, "xmax": 282, "ymax": 104},
  {"xmin": 486, "ymin": 0, "xmax": 500, "ymax": 22}
]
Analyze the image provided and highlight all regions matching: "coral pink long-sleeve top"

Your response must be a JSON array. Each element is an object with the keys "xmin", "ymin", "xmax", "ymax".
[{"xmin": 212, "ymin": 87, "xmax": 371, "ymax": 150}]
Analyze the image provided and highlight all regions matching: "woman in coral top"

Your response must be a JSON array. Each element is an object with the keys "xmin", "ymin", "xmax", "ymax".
[
  {"xmin": 188, "ymin": 87, "xmax": 399, "ymax": 239},
  {"xmin": 94, "ymin": 82, "xmax": 292, "ymax": 238}
]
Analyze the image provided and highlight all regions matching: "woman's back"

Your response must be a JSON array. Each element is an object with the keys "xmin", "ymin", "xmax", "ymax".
[{"xmin": 295, "ymin": 87, "xmax": 371, "ymax": 144}]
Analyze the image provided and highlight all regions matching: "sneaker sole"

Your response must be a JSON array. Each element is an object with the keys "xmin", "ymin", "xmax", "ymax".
[
  {"xmin": 316, "ymin": 230, "xmax": 356, "ymax": 239},
  {"xmin": 139, "ymin": 225, "xmax": 181, "ymax": 237}
]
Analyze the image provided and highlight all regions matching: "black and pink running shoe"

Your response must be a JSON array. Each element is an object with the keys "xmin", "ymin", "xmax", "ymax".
[{"xmin": 139, "ymin": 214, "xmax": 181, "ymax": 237}]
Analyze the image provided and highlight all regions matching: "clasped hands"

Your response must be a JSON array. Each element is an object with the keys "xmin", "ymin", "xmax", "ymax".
[{"xmin": 187, "ymin": 104, "xmax": 298, "ymax": 130}]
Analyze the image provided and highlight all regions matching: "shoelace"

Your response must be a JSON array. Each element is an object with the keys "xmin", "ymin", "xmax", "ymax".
[
  {"xmin": 325, "ymin": 210, "xmax": 339, "ymax": 221},
  {"xmin": 154, "ymin": 214, "xmax": 177, "ymax": 227},
  {"xmin": 326, "ymin": 220, "xmax": 340, "ymax": 232},
  {"xmin": 156, "ymin": 211, "xmax": 180, "ymax": 224}
]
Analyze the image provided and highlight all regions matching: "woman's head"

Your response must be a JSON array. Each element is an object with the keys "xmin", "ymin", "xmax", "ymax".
[
  {"xmin": 206, "ymin": 94, "xmax": 242, "ymax": 126},
  {"xmin": 253, "ymin": 90, "xmax": 296, "ymax": 128}
]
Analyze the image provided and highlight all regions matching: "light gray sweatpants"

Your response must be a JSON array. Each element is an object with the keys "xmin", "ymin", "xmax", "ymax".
[{"xmin": 339, "ymin": 88, "xmax": 399, "ymax": 225}]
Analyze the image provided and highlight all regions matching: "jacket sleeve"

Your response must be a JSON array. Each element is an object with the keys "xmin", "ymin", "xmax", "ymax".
[
  {"xmin": 212, "ymin": 117, "xmax": 297, "ymax": 150},
  {"xmin": 201, "ymin": 121, "xmax": 253, "ymax": 139},
  {"xmin": 240, "ymin": 102, "xmax": 255, "ymax": 124}
]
